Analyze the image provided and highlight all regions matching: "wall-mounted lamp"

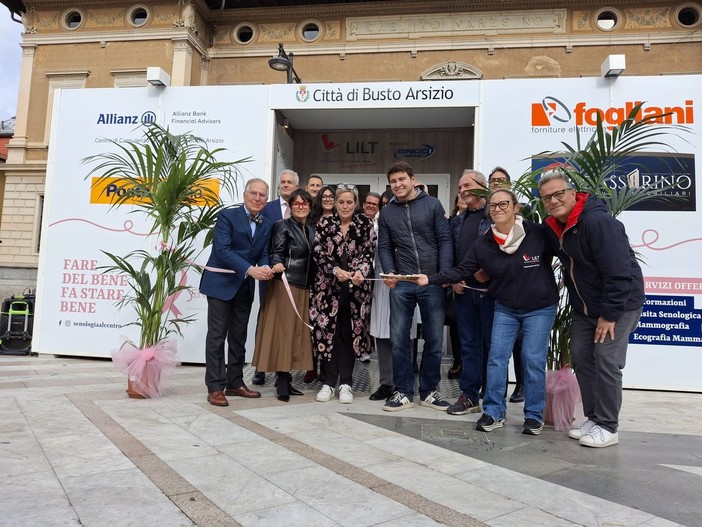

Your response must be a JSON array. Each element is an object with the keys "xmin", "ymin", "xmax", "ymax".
[
  {"xmin": 146, "ymin": 67, "xmax": 171, "ymax": 87},
  {"xmin": 268, "ymin": 43, "xmax": 302, "ymax": 84},
  {"xmin": 282, "ymin": 118, "xmax": 290, "ymax": 129},
  {"xmin": 601, "ymin": 54, "xmax": 626, "ymax": 78}
]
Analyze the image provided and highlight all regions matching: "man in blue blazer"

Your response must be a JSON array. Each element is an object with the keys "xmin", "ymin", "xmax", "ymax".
[
  {"xmin": 200, "ymin": 178, "xmax": 274, "ymax": 406},
  {"xmin": 261, "ymin": 169, "xmax": 299, "ymax": 222}
]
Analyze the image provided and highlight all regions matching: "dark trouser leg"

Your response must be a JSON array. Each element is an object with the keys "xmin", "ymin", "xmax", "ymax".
[
  {"xmin": 376, "ymin": 337, "xmax": 393, "ymax": 386},
  {"xmin": 226, "ymin": 283, "xmax": 254, "ymax": 389},
  {"xmin": 205, "ymin": 296, "xmax": 232, "ymax": 392},
  {"xmin": 571, "ymin": 308, "xmax": 641, "ymax": 433}
]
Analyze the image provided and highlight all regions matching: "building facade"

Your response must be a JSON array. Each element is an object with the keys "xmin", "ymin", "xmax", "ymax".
[{"xmin": 0, "ymin": 0, "xmax": 701, "ymax": 296}]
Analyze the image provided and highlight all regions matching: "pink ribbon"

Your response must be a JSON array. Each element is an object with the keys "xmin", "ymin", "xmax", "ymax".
[
  {"xmin": 281, "ymin": 272, "xmax": 313, "ymax": 330},
  {"xmin": 162, "ymin": 270, "xmax": 187, "ymax": 318}
]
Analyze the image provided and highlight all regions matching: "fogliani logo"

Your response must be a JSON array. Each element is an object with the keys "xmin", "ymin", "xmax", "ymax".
[
  {"xmin": 296, "ymin": 86, "xmax": 310, "ymax": 103},
  {"xmin": 96, "ymin": 111, "xmax": 157, "ymax": 125},
  {"xmin": 531, "ymin": 97, "xmax": 695, "ymax": 132}
]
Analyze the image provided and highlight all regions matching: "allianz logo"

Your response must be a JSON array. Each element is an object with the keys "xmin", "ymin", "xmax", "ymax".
[{"xmin": 96, "ymin": 111, "xmax": 157, "ymax": 125}]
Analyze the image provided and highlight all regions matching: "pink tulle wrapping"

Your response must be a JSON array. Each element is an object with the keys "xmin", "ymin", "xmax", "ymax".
[
  {"xmin": 544, "ymin": 366, "xmax": 584, "ymax": 432},
  {"xmin": 111, "ymin": 339, "xmax": 180, "ymax": 398}
]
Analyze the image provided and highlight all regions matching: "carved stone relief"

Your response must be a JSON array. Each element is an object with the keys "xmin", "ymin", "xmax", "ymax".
[
  {"xmin": 420, "ymin": 61, "xmax": 483, "ymax": 80},
  {"xmin": 323, "ymin": 20, "xmax": 340, "ymax": 40},
  {"xmin": 21, "ymin": 6, "xmax": 36, "ymax": 34},
  {"xmin": 573, "ymin": 11, "xmax": 591, "ymax": 31},
  {"xmin": 525, "ymin": 56, "xmax": 561, "ymax": 77},
  {"xmin": 347, "ymin": 9, "xmax": 566, "ymax": 41},
  {"xmin": 154, "ymin": 6, "xmax": 179, "ymax": 25},
  {"xmin": 86, "ymin": 9, "xmax": 123, "ymax": 28},
  {"xmin": 625, "ymin": 8, "xmax": 671, "ymax": 29},
  {"xmin": 259, "ymin": 23, "xmax": 296, "ymax": 42}
]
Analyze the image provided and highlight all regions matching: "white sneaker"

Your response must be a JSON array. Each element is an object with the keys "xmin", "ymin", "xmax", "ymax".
[
  {"xmin": 359, "ymin": 353, "xmax": 371, "ymax": 363},
  {"xmin": 339, "ymin": 384, "xmax": 353, "ymax": 404},
  {"xmin": 579, "ymin": 425, "xmax": 619, "ymax": 448},
  {"xmin": 316, "ymin": 385, "xmax": 335, "ymax": 402},
  {"xmin": 568, "ymin": 419, "xmax": 596, "ymax": 440}
]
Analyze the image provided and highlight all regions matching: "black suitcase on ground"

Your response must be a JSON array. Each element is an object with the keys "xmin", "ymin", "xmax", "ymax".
[{"xmin": 0, "ymin": 293, "xmax": 35, "ymax": 356}]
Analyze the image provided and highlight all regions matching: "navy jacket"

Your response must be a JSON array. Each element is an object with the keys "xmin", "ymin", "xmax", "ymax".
[
  {"xmin": 378, "ymin": 190, "xmax": 452, "ymax": 276},
  {"xmin": 430, "ymin": 220, "xmax": 558, "ymax": 311},
  {"xmin": 544, "ymin": 193, "xmax": 645, "ymax": 321},
  {"xmin": 199, "ymin": 205, "xmax": 272, "ymax": 301},
  {"xmin": 262, "ymin": 198, "xmax": 283, "ymax": 222}
]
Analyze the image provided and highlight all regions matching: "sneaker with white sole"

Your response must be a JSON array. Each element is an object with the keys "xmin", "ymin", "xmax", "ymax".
[
  {"xmin": 447, "ymin": 393, "xmax": 481, "ymax": 415},
  {"xmin": 419, "ymin": 391, "xmax": 451, "ymax": 411},
  {"xmin": 316, "ymin": 385, "xmax": 335, "ymax": 402},
  {"xmin": 358, "ymin": 353, "xmax": 371, "ymax": 363},
  {"xmin": 522, "ymin": 418, "xmax": 544, "ymax": 435},
  {"xmin": 579, "ymin": 425, "xmax": 619, "ymax": 448},
  {"xmin": 476, "ymin": 413, "xmax": 505, "ymax": 432},
  {"xmin": 339, "ymin": 384, "xmax": 353, "ymax": 404},
  {"xmin": 568, "ymin": 419, "xmax": 596, "ymax": 440},
  {"xmin": 383, "ymin": 391, "xmax": 414, "ymax": 412}
]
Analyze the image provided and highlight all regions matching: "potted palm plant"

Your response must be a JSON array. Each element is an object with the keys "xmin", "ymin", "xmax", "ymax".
[
  {"xmin": 84, "ymin": 123, "xmax": 245, "ymax": 398},
  {"xmin": 513, "ymin": 103, "xmax": 689, "ymax": 428}
]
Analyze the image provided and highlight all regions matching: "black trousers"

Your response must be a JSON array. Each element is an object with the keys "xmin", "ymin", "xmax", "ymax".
[
  {"xmin": 204, "ymin": 283, "xmax": 253, "ymax": 392},
  {"xmin": 325, "ymin": 304, "xmax": 355, "ymax": 387}
]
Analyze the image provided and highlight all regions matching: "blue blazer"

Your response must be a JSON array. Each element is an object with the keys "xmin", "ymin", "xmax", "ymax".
[
  {"xmin": 262, "ymin": 199, "xmax": 283, "ymax": 222},
  {"xmin": 199, "ymin": 205, "xmax": 272, "ymax": 301}
]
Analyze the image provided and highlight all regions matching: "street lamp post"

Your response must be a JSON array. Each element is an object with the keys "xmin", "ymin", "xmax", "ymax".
[{"xmin": 268, "ymin": 43, "xmax": 302, "ymax": 84}]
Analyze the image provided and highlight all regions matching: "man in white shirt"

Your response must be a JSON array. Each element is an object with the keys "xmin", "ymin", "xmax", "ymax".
[{"xmin": 262, "ymin": 169, "xmax": 299, "ymax": 222}]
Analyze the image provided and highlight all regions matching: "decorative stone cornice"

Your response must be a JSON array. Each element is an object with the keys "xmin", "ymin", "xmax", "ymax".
[
  {"xmin": 23, "ymin": 27, "xmax": 210, "ymax": 56},
  {"xmin": 208, "ymin": 30, "xmax": 701, "ymax": 60}
]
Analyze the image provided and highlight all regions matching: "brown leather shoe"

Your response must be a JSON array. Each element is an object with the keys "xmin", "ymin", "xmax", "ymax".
[
  {"xmin": 207, "ymin": 391, "xmax": 229, "ymax": 407},
  {"xmin": 225, "ymin": 385, "xmax": 261, "ymax": 398}
]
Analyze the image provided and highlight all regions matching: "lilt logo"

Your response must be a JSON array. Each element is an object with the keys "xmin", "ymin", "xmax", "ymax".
[
  {"xmin": 531, "ymin": 96, "xmax": 571, "ymax": 126},
  {"xmin": 320, "ymin": 134, "xmax": 340, "ymax": 152}
]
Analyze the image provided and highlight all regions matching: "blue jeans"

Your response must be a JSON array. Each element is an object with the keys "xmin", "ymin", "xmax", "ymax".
[
  {"xmin": 483, "ymin": 301, "xmax": 557, "ymax": 423},
  {"xmin": 455, "ymin": 289, "xmax": 494, "ymax": 403},
  {"xmin": 389, "ymin": 282, "xmax": 445, "ymax": 399}
]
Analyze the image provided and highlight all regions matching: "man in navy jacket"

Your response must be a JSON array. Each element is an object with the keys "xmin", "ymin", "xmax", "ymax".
[
  {"xmin": 200, "ymin": 178, "xmax": 274, "ymax": 406},
  {"xmin": 378, "ymin": 161, "xmax": 453, "ymax": 412},
  {"xmin": 539, "ymin": 168, "xmax": 644, "ymax": 448}
]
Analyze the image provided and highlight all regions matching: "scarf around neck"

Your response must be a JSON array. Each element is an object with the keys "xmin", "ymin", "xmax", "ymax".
[{"xmin": 491, "ymin": 215, "xmax": 526, "ymax": 254}]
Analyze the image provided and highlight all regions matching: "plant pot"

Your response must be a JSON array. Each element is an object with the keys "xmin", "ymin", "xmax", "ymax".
[{"xmin": 126, "ymin": 378, "xmax": 147, "ymax": 399}]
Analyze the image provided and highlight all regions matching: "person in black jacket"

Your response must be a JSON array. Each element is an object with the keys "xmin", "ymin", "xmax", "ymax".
[
  {"xmin": 539, "ymin": 168, "xmax": 644, "ymax": 448},
  {"xmin": 418, "ymin": 189, "xmax": 559, "ymax": 435},
  {"xmin": 378, "ymin": 161, "xmax": 453, "ymax": 412},
  {"xmin": 252, "ymin": 189, "xmax": 315, "ymax": 401}
]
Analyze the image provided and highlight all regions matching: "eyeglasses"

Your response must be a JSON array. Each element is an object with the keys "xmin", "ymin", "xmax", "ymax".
[
  {"xmin": 291, "ymin": 201, "xmax": 310, "ymax": 209},
  {"xmin": 337, "ymin": 183, "xmax": 356, "ymax": 191},
  {"xmin": 321, "ymin": 194, "xmax": 335, "ymax": 201},
  {"xmin": 488, "ymin": 200, "xmax": 512, "ymax": 211},
  {"xmin": 246, "ymin": 191, "xmax": 267, "ymax": 199},
  {"xmin": 540, "ymin": 188, "xmax": 572, "ymax": 203},
  {"xmin": 489, "ymin": 178, "xmax": 509, "ymax": 185}
]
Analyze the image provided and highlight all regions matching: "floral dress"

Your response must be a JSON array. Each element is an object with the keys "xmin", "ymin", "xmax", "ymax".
[{"xmin": 310, "ymin": 212, "xmax": 376, "ymax": 363}]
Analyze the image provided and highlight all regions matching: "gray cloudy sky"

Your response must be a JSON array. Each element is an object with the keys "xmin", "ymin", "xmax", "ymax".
[{"xmin": 0, "ymin": 15, "xmax": 23, "ymax": 121}]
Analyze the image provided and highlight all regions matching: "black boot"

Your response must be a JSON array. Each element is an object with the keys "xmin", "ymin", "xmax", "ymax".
[
  {"xmin": 275, "ymin": 372, "xmax": 289, "ymax": 402},
  {"xmin": 287, "ymin": 373, "xmax": 303, "ymax": 396},
  {"xmin": 509, "ymin": 384, "xmax": 524, "ymax": 403},
  {"xmin": 252, "ymin": 370, "xmax": 265, "ymax": 385}
]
